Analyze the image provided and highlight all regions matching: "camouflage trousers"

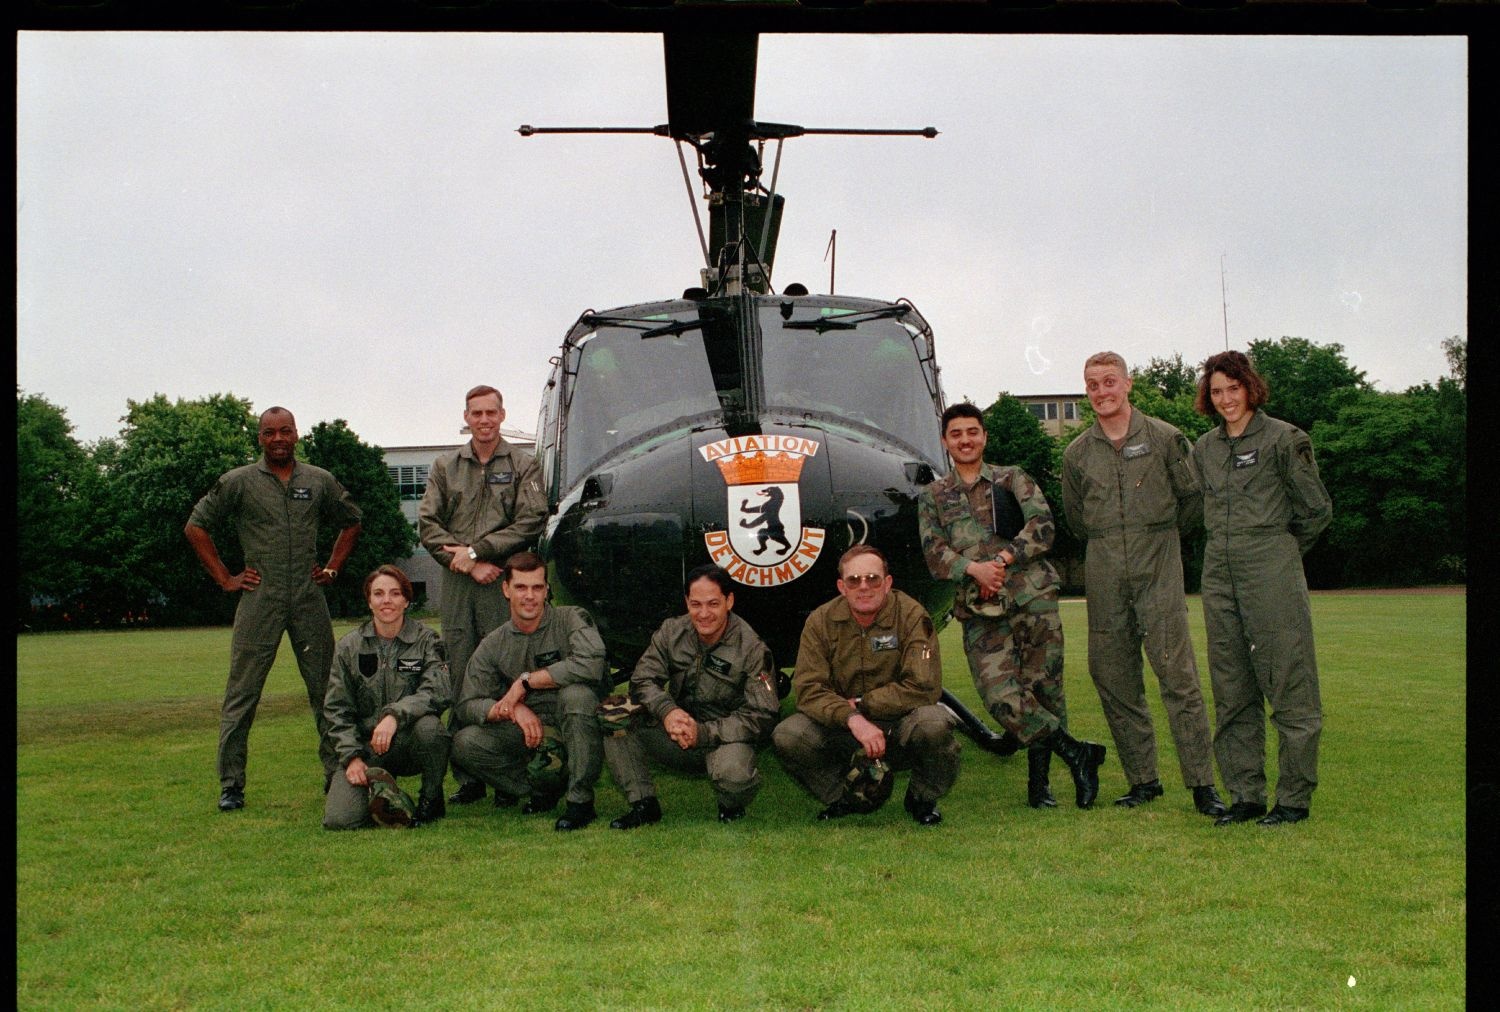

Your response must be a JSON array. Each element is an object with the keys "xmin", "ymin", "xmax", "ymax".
[
  {"xmin": 961, "ymin": 595, "xmax": 1067, "ymax": 746},
  {"xmin": 772, "ymin": 707, "xmax": 960, "ymax": 807},
  {"xmin": 322, "ymin": 715, "xmax": 451, "ymax": 830},
  {"xmin": 604, "ymin": 720, "xmax": 766, "ymax": 810}
]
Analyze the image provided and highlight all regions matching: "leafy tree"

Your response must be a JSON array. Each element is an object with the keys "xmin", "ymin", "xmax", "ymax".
[
  {"xmin": 1133, "ymin": 352, "xmax": 1199, "ymax": 402},
  {"xmin": 17, "ymin": 390, "xmax": 89, "ymax": 626},
  {"xmin": 302, "ymin": 419, "xmax": 417, "ymax": 618},
  {"xmin": 111, "ymin": 393, "xmax": 259, "ymax": 624},
  {"xmin": 1309, "ymin": 389, "xmax": 1462, "ymax": 586},
  {"xmin": 1247, "ymin": 337, "xmax": 1370, "ymax": 434},
  {"xmin": 1442, "ymin": 335, "xmax": 1465, "ymax": 392}
]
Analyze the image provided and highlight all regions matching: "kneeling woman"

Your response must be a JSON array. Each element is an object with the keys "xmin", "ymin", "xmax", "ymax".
[
  {"xmin": 323, "ymin": 565, "xmax": 452, "ymax": 829},
  {"xmin": 1191, "ymin": 351, "xmax": 1332, "ymax": 827}
]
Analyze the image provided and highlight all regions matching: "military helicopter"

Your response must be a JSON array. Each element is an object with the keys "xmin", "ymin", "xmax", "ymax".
[{"xmin": 525, "ymin": 31, "xmax": 1017, "ymax": 756}]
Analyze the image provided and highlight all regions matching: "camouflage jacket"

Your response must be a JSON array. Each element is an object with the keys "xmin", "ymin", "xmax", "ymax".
[
  {"xmin": 323, "ymin": 617, "xmax": 450, "ymax": 767},
  {"xmin": 455, "ymin": 605, "xmax": 609, "ymax": 726},
  {"xmin": 1061, "ymin": 407, "xmax": 1201, "ymax": 541},
  {"xmin": 417, "ymin": 437, "xmax": 547, "ymax": 567},
  {"xmin": 1192, "ymin": 411, "xmax": 1332, "ymax": 557},
  {"xmin": 629, "ymin": 612, "xmax": 779, "ymax": 747},
  {"xmin": 917, "ymin": 462, "xmax": 1060, "ymax": 619},
  {"xmin": 792, "ymin": 590, "xmax": 941, "ymax": 729}
]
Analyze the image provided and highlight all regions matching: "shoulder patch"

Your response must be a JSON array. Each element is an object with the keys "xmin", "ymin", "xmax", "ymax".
[{"xmin": 1296, "ymin": 442, "xmax": 1315, "ymax": 467}]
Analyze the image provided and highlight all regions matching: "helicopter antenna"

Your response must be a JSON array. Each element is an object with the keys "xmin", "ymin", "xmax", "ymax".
[
  {"xmin": 824, "ymin": 229, "xmax": 837, "ymax": 294},
  {"xmin": 1220, "ymin": 253, "xmax": 1230, "ymax": 350}
]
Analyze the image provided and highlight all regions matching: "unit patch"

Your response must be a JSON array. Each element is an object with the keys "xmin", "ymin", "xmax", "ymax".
[{"xmin": 700, "ymin": 435, "xmax": 825, "ymax": 588}]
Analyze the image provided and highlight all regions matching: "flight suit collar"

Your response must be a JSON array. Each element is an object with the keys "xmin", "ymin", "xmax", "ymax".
[
  {"xmin": 507, "ymin": 604, "xmax": 555, "ymax": 638},
  {"xmin": 1212, "ymin": 409, "xmax": 1267, "ymax": 443},
  {"xmin": 357, "ymin": 615, "xmax": 423, "ymax": 645},
  {"xmin": 255, "ymin": 455, "xmax": 309, "ymax": 481},
  {"xmin": 1086, "ymin": 404, "xmax": 1146, "ymax": 445},
  {"xmin": 459, "ymin": 436, "xmax": 514, "ymax": 464}
]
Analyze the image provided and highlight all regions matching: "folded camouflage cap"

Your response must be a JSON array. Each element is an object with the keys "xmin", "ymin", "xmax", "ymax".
[
  {"xmin": 596, "ymin": 693, "xmax": 644, "ymax": 737},
  {"xmin": 526, "ymin": 725, "xmax": 569, "ymax": 796},
  {"xmin": 366, "ymin": 767, "xmax": 417, "ymax": 828},
  {"xmin": 959, "ymin": 578, "xmax": 1012, "ymax": 619},
  {"xmin": 841, "ymin": 751, "xmax": 894, "ymax": 814}
]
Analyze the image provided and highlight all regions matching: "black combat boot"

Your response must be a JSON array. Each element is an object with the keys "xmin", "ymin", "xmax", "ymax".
[
  {"xmin": 554, "ymin": 800, "xmax": 597, "ymax": 831},
  {"xmin": 1027, "ymin": 747, "xmax": 1057, "ymax": 808},
  {"xmin": 609, "ymin": 796, "xmax": 663, "ymax": 830},
  {"xmin": 1046, "ymin": 728, "xmax": 1107, "ymax": 809},
  {"xmin": 1115, "ymin": 779, "xmax": 1164, "ymax": 808},
  {"xmin": 413, "ymin": 795, "xmax": 447, "ymax": 825}
]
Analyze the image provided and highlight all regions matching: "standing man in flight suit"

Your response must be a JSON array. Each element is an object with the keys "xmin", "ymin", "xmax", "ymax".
[
  {"xmin": 185, "ymin": 405, "xmax": 362, "ymax": 812},
  {"xmin": 1062, "ymin": 352, "xmax": 1227, "ymax": 817},
  {"xmin": 419, "ymin": 385, "xmax": 547, "ymax": 805}
]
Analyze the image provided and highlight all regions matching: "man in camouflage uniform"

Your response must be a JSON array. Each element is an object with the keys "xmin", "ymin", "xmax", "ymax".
[
  {"xmin": 420, "ymin": 384, "xmax": 547, "ymax": 806},
  {"xmin": 1193, "ymin": 350, "xmax": 1332, "ymax": 827},
  {"xmin": 917, "ymin": 402, "xmax": 1107, "ymax": 809},
  {"xmin": 772, "ymin": 544, "xmax": 959, "ymax": 825},
  {"xmin": 605, "ymin": 564, "xmax": 780, "ymax": 828},
  {"xmin": 449, "ymin": 552, "xmax": 609, "ymax": 831},
  {"xmin": 322, "ymin": 565, "xmax": 451, "ymax": 829},
  {"xmin": 1062, "ymin": 352, "xmax": 1227, "ymax": 817},
  {"xmin": 185, "ymin": 406, "xmax": 362, "ymax": 812}
]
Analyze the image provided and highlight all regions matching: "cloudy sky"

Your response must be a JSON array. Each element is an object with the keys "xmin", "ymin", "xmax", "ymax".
[{"xmin": 17, "ymin": 31, "xmax": 1466, "ymax": 449}]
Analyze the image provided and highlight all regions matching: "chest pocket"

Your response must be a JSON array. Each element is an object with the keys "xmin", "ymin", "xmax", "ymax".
[{"xmin": 694, "ymin": 651, "xmax": 739, "ymax": 704}]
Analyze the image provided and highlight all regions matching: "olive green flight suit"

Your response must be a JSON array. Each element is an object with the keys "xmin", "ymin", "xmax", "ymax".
[
  {"xmin": 918, "ymin": 463, "xmax": 1068, "ymax": 744},
  {"xmin": 450, "ymin": 605, "xmax": 608, "ymax": 805},
  {"xmin": 1192, "ymin": 412, "xmax": 1331, "ymax": 810},
  {"xmin": 188, "ymin": 458, "xmax": 362, "ymax": 790},
  {"xmin": 322, "ymin": 617, "xmax": 452, "ymax": 829},
  {"xmin": 418, "ymin": 437, "xmax": 546, "ymax": 786},
  {"xmin": 1062, "ymin": 409, "xmax": 1216, "ymax": 790},
  {"xmin": 605, "ymin": 612, "xmax": 780, "ymax": 810},
  {"xmin": 773, "ymin": 590, "xmax": 959, "ymax": 807}
]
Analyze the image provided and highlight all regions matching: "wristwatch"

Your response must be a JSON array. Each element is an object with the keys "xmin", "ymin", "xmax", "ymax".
[
  {"xmin": 467, "ymin": 547, "xmax": 479, "ymax": 561},
  {"xmin": 519, "ymin": 674, "xmax": 532, "ymax": 695}
]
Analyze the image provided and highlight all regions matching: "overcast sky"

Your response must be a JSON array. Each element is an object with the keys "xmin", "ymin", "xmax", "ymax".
[{"xmin": 17, "ymin": 32, "xmax": 1466, "ymax": 449}]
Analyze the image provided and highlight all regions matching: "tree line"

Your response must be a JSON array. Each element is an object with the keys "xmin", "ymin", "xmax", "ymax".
[
  {"xmin": 974, "ymin": 335, "xmax": 1467, "ymax": 593},
  {"xmin": 16, "ymin": 335, "xmax": 1465, "ymax": 629},
  {"xmin": 17, "ymin": 392, "xmax": 415, "ymax": 630}
]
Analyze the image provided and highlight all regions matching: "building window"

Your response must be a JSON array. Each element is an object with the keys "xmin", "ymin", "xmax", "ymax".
[
  {"xmin": 1027, "ymin": 403, "xmax": 1047, "ymax": 422},
  {"xmin": 1046, "ymin": 402, "xmax": 1058, "ymax": 421},
  {"xmin": 1064, "ymin": 401, "xmax": 1077, "ymax": 421},
  {"xmin": 388, "ymin": 464, "xmax": 430, "ymax": 501}
]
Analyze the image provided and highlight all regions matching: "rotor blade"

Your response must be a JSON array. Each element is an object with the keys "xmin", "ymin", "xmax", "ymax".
[{"xmin": 663, "ymin": 31, "xmax": 758, "ymax": 140}]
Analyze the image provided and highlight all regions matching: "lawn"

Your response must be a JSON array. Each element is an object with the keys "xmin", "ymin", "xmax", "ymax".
[{"xmin": 17, "ymin": 593, "xmax": 1465, "ymax": 1009}]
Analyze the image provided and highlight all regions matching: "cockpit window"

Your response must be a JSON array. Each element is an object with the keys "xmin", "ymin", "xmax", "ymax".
[
  {"xmin": 761, "ymin": 308, "xmax": 944, "ymax": 462},
  {"xmin": 563, "ymin": 322, "xmax": 719, "ymax": 485}
]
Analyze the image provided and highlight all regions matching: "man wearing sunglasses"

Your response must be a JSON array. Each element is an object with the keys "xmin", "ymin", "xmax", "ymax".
[{"xmin": 772, "ymin": 544, "xmax": 959, "ymax": 825}]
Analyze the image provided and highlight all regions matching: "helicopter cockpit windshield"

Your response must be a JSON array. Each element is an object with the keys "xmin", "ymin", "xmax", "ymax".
[
  {"xmin": 562, "ymin": 319, "xmax": 720, "ymax": 487},
  {"xmin": 761, "ymin": 306, "xmax": 944, "ymax": 464},
  {"xmin": 560, "ymin": 301, "xmax": 945, "ymax": 489}
]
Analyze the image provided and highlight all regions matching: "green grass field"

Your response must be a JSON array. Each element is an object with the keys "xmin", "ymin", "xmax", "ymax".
[{"xmin": 18, "ymin": 593, "xmax": 1465, "ymax": 1009}]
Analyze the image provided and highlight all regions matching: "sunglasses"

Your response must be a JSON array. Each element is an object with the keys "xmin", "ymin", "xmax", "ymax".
[{"xmin": 840, "ymin": 573, "xmax": 886, "ymax": 587}]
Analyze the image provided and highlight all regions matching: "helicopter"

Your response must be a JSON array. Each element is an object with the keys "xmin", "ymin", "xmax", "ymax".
[{"xmin": 526, "ymin": 31, "xmax": 1017, "ymax": 757}]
